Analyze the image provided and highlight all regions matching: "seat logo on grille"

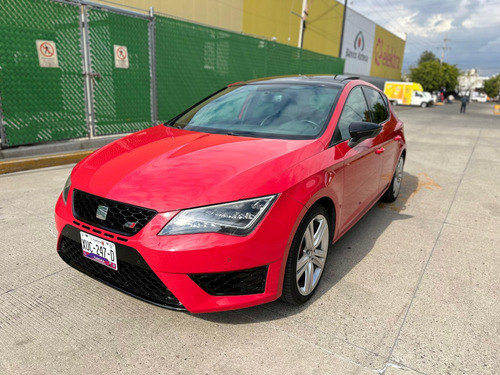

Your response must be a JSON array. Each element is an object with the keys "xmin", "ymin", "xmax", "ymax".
[
  {"xmin": 96, "ymin": 205, "xmax": 109, "ymax": 220},
  {"xmin": 124, "ymin": 221, "xmax": 138, "ymax": 229}
]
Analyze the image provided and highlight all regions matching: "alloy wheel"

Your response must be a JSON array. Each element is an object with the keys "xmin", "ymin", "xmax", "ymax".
[
  {"xmin": 393, "ymin": 156, "xmax": 404, "ymax": 197},
  {"xmin": 296, "ymin": 214, "xmax": 329, "ymax": 296}
]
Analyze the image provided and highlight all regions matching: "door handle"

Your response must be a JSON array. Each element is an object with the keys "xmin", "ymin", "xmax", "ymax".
[
  {"xmin": 394, "ymin": 135, "xmax": 402, "ymax": 141},
  {"xmin": 375, "ymin": 147, "xmax": 385, "ymax": 154}
]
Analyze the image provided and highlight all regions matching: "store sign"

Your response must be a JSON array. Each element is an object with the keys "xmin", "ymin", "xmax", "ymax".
[
  {"xmin": 373, "ymin": 38, "xmax": 401, "ymax": 70},
  {"xmin": 370, "ymin": 26, "xmax": 406, "ymax": 80},
  {"xmin": 341, "ymin": 9, "xmax": 375, "ymax": 76}
]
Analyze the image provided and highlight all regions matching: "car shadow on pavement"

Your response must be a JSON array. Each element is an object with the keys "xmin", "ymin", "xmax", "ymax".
[{"xmin": 197, "ymin": 172, "xmax": 419, "ymax": 323}]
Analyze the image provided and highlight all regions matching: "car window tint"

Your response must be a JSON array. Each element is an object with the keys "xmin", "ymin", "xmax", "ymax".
[
  {"xmin": 188, "ymin": 88, "xmax": 248, "ymax": 125},
  {"xmin": 172, "ymin": 84, "xmax": 340, "ymax": 140},
  {"xmin": 334, "ymin": 87, "xmax": 370, "ymax": 142},
  {"xmin": 362, "ymin": 87, "xmax": 389, "ymax": 124}
]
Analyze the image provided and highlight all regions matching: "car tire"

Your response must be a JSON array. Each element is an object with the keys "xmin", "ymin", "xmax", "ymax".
[
  {"xmin": 420, "ymin": 102, "xmax": 427, "ymax": 108},
  {"xmin": 281, "ymin": 205, "xmax": 331, "ymax": 305},
  {"xmin": 381, "ymin": 155, "xmax": 404, "ymax": 202}
]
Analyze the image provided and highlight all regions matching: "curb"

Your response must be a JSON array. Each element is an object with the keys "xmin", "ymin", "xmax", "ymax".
[{"xmin": 0, "ymin": 150, "xmax": 95, "ymax": 175}]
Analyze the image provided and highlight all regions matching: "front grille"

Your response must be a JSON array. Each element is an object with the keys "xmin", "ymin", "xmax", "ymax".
[
  {"xmin": 58, "ymin": 235, "xmax": 184, "ymax": 310},
  {"xmin": 72, "ymin": 189, "xmax": 157, "ymax": 236},
  {"xmin": 190, "ymin": 267, "xmax": 267, "ymax": 296}
]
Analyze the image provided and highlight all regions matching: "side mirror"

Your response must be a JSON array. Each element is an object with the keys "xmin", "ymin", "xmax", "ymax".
[{"xmin": 348, "ymin": 122, "xmax": 382, "ymax": 146}]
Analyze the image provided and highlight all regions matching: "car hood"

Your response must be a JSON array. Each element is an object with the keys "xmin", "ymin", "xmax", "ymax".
[{"xmin": 72, "ymin": 125, "xmax": 323, "ymax": 212}]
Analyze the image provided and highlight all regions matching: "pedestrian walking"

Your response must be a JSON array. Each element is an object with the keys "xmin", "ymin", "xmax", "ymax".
[{"xmin": 460, "ymin": 95, "xmax": 468, "ymax": 113}]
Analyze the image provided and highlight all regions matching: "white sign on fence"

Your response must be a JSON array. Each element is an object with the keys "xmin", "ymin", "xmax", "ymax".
[
  {"xmin": 114, "ymin": 45, "xmax": 129, "ymax": 69},
  {"xmin": 36, "ymin": 40, "xmax": 59, "ymax": 68}
]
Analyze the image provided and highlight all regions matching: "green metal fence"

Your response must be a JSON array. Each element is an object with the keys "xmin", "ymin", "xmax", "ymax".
[
  {"xmin": 155, "ymin": 16, "xmax": 345, "ymax": 122},
  {"xmin": 0, "ymin": 0, "xmax": 87, "ymax": 147},
  {"xmin": 87, "ymin": 8, "xmax": 152, "ymax": 136},
  {"xmin": 0, "ymin": 0, "xmax": 344, "ymax": 148}
]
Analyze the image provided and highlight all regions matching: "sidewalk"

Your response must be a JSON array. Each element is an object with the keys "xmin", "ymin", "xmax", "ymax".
[{"xmin": 0, "ymin": 135, "xmax": 122, "ymax": 174}]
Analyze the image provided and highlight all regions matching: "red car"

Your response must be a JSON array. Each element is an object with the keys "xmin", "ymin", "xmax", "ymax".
[{"xmin": 55, "ymin": 75, "xmax": 406, "ymax": 313}]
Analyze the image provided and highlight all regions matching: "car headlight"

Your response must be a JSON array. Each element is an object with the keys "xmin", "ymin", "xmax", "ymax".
[
  {"xmin": 158, "ymin": 195, "xmax": 278, "ymax": 236},
  {"xmin": 62, "ymin": 175, "xmax": 71, "ymax": 204}
]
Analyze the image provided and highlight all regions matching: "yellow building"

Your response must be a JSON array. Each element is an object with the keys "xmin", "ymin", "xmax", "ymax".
[
  {"xmin": 95, "ymin": 0, "xmax": 343, "ymax": 54},
  {"xmin": 102, "ymin": 0, "xmax": 245, "ymax": 34},
  {"xmin": 94, "ymin": 0, "xmax": 404, "ymax": 79},
  {"xmin": 242, "ymin": 0, "xmax": 344, "ymax": 56}
]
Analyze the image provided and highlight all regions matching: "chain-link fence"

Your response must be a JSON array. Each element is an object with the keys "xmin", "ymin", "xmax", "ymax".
[
  {"xmin": 0, "ymin": 0, "xmax": 87, "ymax": 147},
  {"xmin": 87, "ymin": 8, "xmax": 152, "ymax": 136},
  {"xmin": 155, "ymin": 16, "xmax": 345, "ymax": 121},
  {"xmin": 0, "ymin": 0, "xmax": 344, "ymax": 148}
]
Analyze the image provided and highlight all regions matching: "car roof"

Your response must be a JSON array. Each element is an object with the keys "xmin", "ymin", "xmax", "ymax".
[{"xmin": 240, "ymin": 75, "xmax": 361, "ymax": 88}]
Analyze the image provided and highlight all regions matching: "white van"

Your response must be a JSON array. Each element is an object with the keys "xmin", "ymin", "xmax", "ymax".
[{"xmin": 384, "ymin": 82, "xmax": 434, "ymax": 107}]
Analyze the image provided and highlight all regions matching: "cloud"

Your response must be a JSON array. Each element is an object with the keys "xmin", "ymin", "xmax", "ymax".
[
  {"xmin": 379, "ymin": 13, "xmax": 454, "ymax": 42},
  {"xmin": 350, "ymin": 0, "xmax": 500, "ymax": 76},
  {"xmin": 478, "ymin": 36, "xmax": 500, "ymax": 52},
  {"xmin": 462, "ymin": 3, "xmax": 500, "ymax": 29},
  {"xmin": 401, "ymin": 14, "xmax": 453, "ymax": 37},
  {"xmin": 353, "ymin": 4, "xmax": 455, "ymax": 38}
]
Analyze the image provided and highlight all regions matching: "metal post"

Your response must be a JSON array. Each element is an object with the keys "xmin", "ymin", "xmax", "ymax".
[
  {"xmin": 439, "ymin": 37, "xmax": 449, "ymax": 68},
  {"xmin": 338, "ymin": 0, "xmax": 348, "ymax": 58},
  {"xmin": 149, "ymin": 7, "xmax": 158, "ymax": 125},
  {"xmin": 298, "ymin": 0, "xmax": 308, "ymax": 48},
  {"xmin": 0, "ymin": 93, "xmax": 6, "ymax": 147},
  {"xmin": 80, "ymin": 5, "xmax": 96, "ymax": 138}
]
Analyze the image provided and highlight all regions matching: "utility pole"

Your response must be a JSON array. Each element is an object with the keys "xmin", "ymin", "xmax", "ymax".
[
  {"xmin": 338, "ymin": 0, "xmax": 348, "ymax": 58},
  {"xmin": 298, "ymin": 0, "xmax": 308, "ymax": 48},
  {"xmin": 439, "ymin": 37, "xmax": 450, "ymax": 67}
]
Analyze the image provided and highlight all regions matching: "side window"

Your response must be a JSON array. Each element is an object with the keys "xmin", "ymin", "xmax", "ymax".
[
  {"xmin": 363, "ymin": 87, "xmax": 389, "ymax": 124},
  {"xmin": 333, "ymin": 87, "xmax": 370, "ymax": 143}
]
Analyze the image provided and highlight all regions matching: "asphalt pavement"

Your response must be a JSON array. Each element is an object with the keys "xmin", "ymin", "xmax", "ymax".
[{"xmin": 0, "ymin": 101, "xmax": 499, "ymax": 374}]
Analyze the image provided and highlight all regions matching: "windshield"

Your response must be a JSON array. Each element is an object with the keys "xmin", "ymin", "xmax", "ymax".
[{"xmin": 168, "ymin": 84, "xmax": 340, "ymax": 139}]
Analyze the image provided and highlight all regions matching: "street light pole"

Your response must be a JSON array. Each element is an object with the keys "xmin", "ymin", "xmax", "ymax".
[
  {"xmin": 298, "ymin": 0, "xmax": 308, "ymax": 48},
  {"xmin": 439, "ymin": 37, "xmax": 450, "ymax": 67}
]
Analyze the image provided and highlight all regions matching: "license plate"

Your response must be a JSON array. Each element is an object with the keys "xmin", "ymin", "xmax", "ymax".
[{"xmin": 80, "ymin": 232, "xmax": 118, "ymax": 271}]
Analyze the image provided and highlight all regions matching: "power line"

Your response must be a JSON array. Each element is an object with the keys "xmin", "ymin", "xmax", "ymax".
[
  {"xmin": 352, "ymin": 0, "xmax": 444, "ymax": 55},
  {"xmin": 438, "ymin": 37, "xmax": 451, "ymax": 67}
]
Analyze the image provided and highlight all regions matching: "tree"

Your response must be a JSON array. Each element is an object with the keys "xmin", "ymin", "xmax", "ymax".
[
  {"xmin": 410, "ymin": 61, "xmax": 441, "ymax": 91},
  {"xmin": 409, "ymin": 60, "xmax": 459, "ymax": 92},
  {"xmin": 440, "ymin": 63, "xmax": 460, "ymax": 91},
  {"xmin": 483, "ymin": 74, "xmax": 500, "ymax": 98},
  {"xmin": 417, "ymin": 50, "xmax": 438, "ymax": 65}
]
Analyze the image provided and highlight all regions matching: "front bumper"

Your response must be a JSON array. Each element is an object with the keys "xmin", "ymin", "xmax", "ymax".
[{"xmin": 55, "ymin": 191, "xmax": 305, "ymax": 313}]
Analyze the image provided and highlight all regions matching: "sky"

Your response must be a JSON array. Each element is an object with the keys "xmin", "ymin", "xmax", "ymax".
[{"xmin": 349, "ymin": 0, "xmax": 500, "ymax": 77}]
